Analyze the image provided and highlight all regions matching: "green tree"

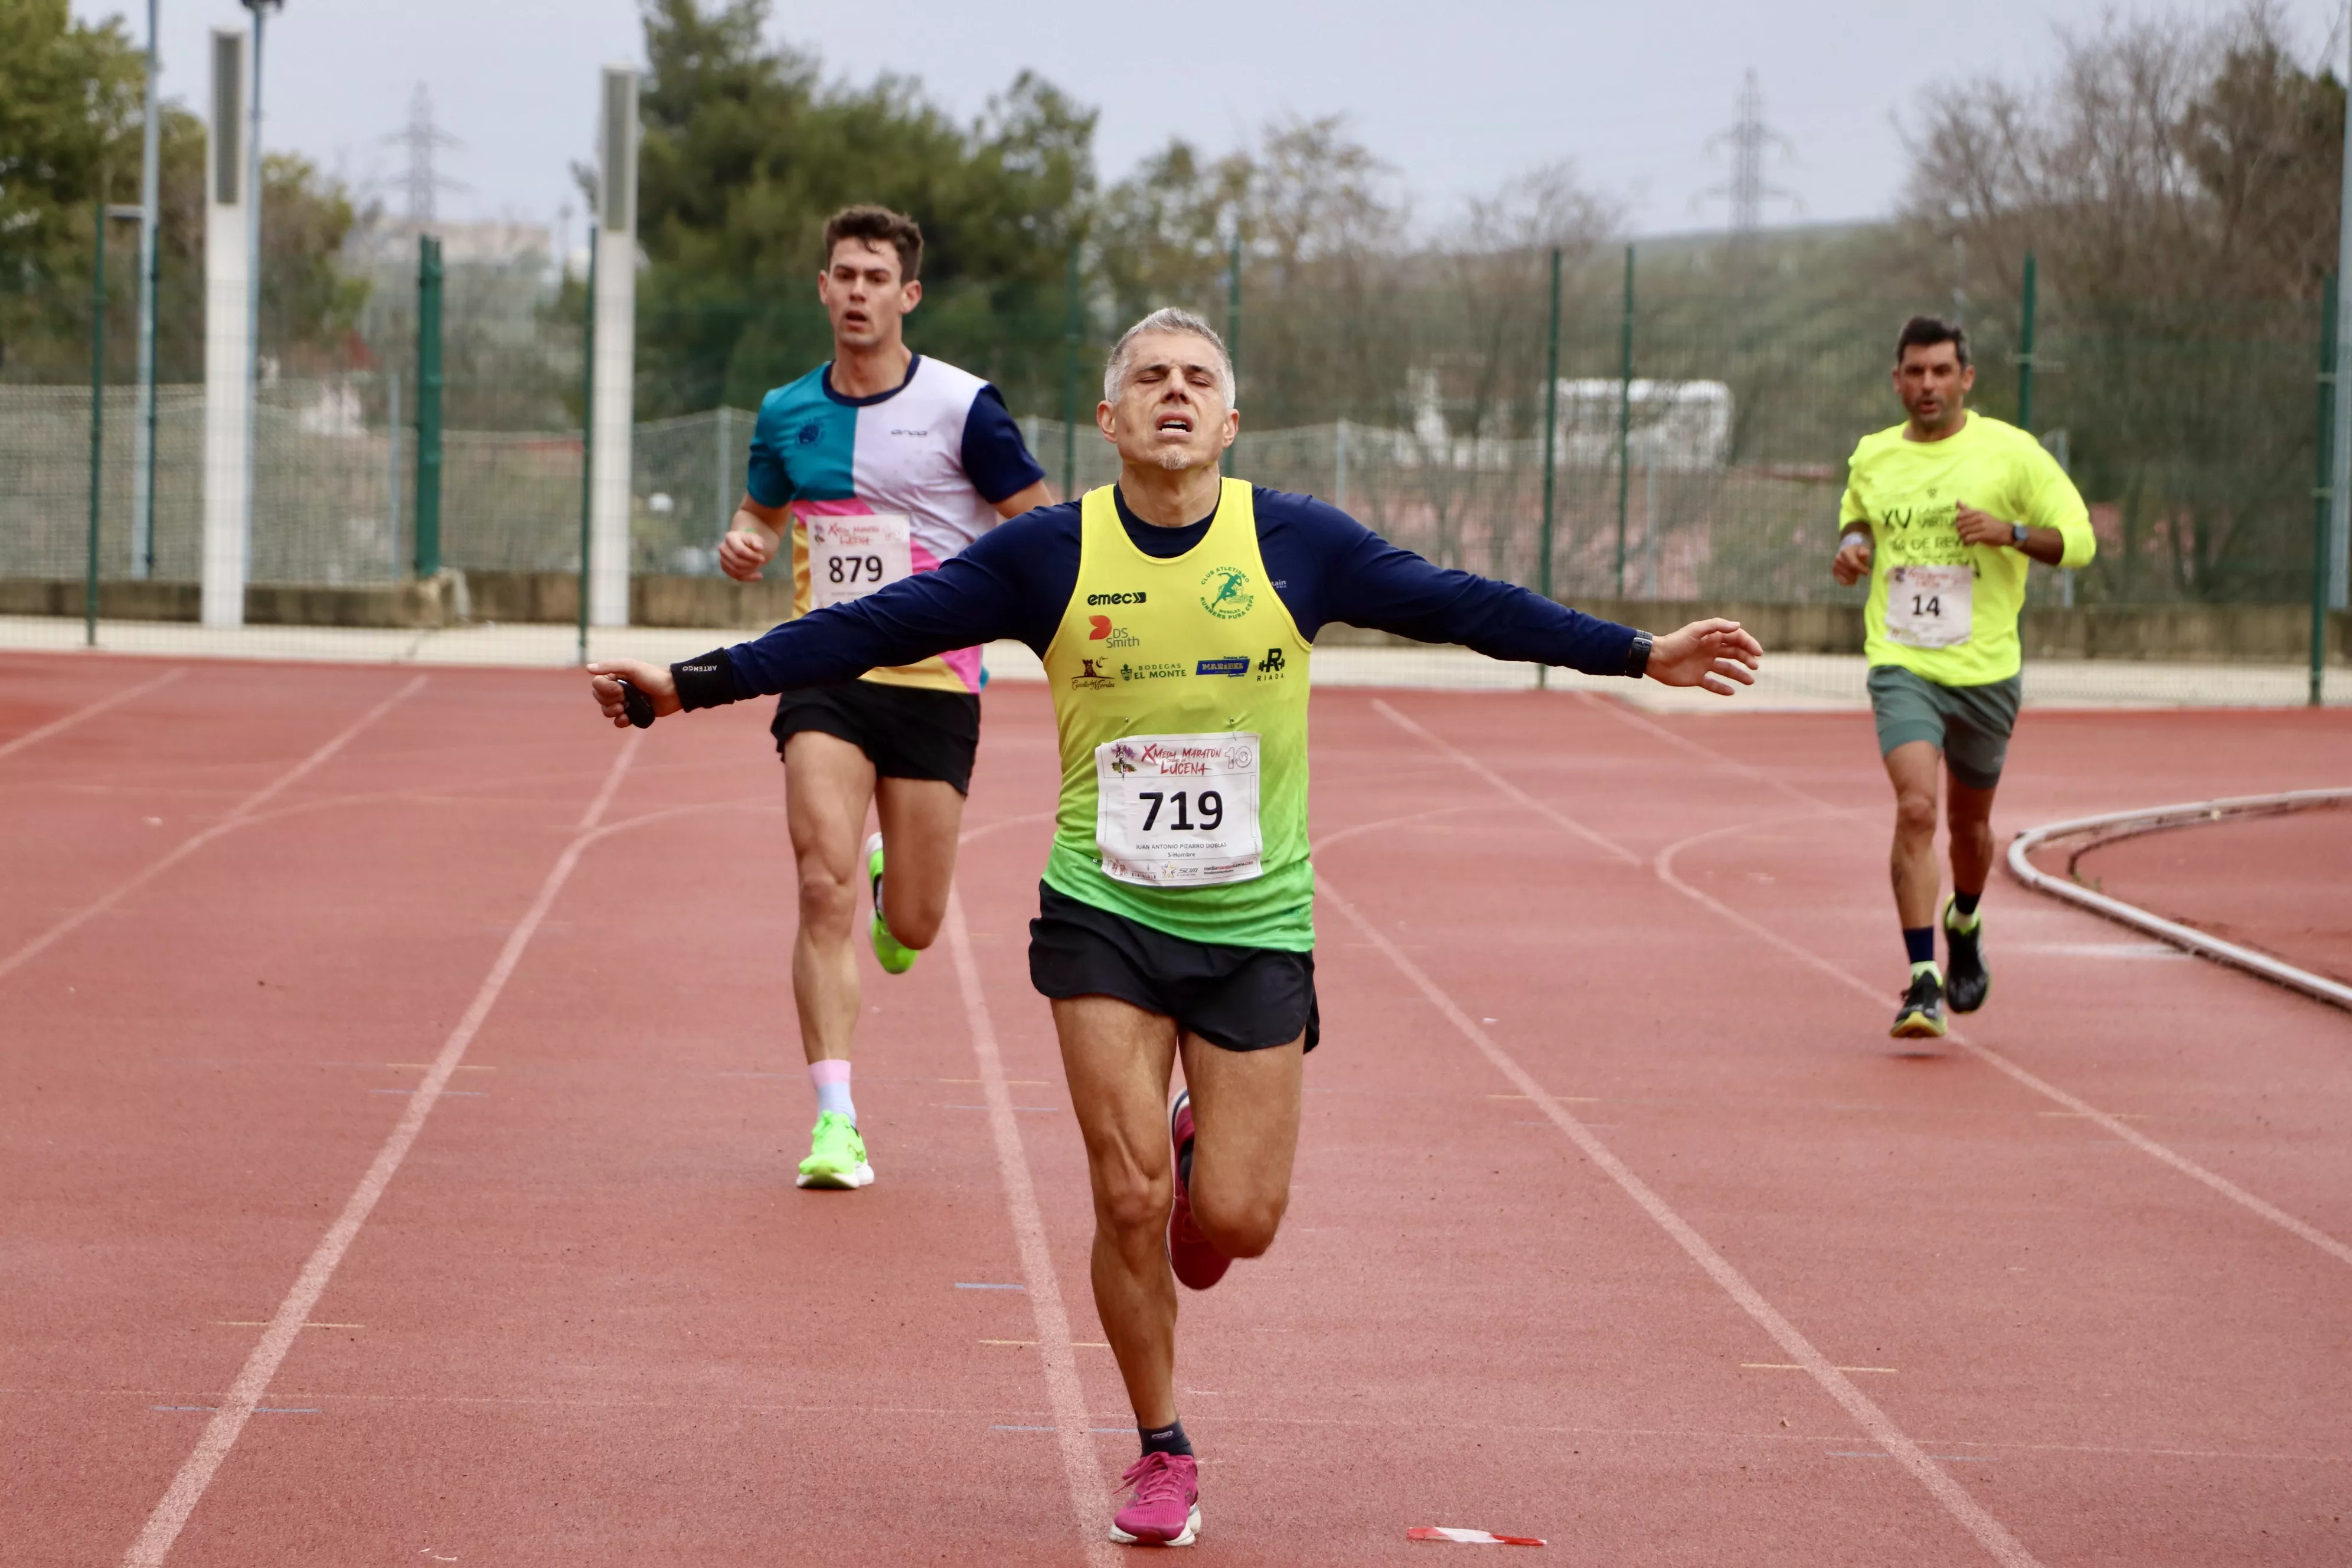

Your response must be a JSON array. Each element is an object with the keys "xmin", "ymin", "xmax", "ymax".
[{"xmin": 633, "ymin": 0, "xmax": 1093, "ymax": 416}]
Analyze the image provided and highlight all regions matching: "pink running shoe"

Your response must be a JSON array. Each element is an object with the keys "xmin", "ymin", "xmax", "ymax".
[
  {"xmin": 1166, "ymin": 1090, "xmax": 1230, "ymax": 1291},
  {"xmin": 1110, "ymin": 1451, "xmax": 1201, "ymax": 1546}
]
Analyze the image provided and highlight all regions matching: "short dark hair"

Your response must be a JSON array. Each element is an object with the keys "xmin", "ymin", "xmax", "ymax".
[
  {"xmin": 1895, "ymin": 315, "xmax": 1970, "ymax": 367},
  {"xmin": 822, "ymin": 205, "xmax": 923, "ymax": 283}
]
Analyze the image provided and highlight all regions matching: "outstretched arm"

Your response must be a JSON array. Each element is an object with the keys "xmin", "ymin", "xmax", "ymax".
[
  {"xmin": 589, "ymin": 508, "xmax": 1072, "ymax": 727},
  {"xmin": 1301, "ymin": 502, "xmax": 1759, "ymax": 689}
]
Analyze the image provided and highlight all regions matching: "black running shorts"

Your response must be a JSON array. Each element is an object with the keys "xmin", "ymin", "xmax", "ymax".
[
  {"xmin": 1027, "ymin": 881, "xmax": 1319, "ymax": 1053},
  {"xmin": 772, "ymin": 678, "xmax": 981, "ymax": 794}
]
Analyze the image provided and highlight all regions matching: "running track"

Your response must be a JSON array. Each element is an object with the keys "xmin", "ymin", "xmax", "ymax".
[{"xmin": 2, "ymin": 651, "xmax": 2347, "ymax": 1566}]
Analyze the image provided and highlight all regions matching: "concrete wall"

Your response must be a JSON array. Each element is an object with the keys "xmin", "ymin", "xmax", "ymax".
[{"xmin": 5, "ymin": 574, "xmax": 2346, "ymax": 662}]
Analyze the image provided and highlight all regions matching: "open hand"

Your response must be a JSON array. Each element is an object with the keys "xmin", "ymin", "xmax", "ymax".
[
  {"xmin": 1831, "ymin": 534, "xmax": 1873, "ymax": 586},
  {"xmin": 1646, "ymin": 618, "xmax": 1762, "ymax": 695},
  {"xmin": 586, "ymin": 659, "xmax": 681, "ymax": 729},
  {"xmin": 718, "ymin": 529, "xmax": 776, "ymax": 582}
]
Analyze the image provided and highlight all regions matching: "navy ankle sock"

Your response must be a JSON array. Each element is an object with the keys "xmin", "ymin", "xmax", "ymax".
[
  {"xmin": 1141, "ymin": 1419, "xmax": 1193, "ymax": 1458},
  {"xmin": 1954, "ymin": 890, "xmax": 1981, "ymax": 919},
  {"xmin": 1903, "ymin": 927, "xmax": 1936, "ymax": 966}
]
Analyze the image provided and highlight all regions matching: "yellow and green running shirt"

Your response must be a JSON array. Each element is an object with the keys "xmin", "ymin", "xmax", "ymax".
[
  {"xmin": 1036, "ymin": 481, "xmax": 1314, "ymax": 949},
  {"xmin": 1839, "ymin": 411, "xmax": 2096, "ymax": 685}
]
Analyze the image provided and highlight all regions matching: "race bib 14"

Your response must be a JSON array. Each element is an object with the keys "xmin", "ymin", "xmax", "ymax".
[
  {"xmin": 1094, "ymin": 732, "xmax": 1263, "ymax": 888},
  {"xmin": 1884, "ymin": 564, "xmax": 1974, "ymax": 649}
]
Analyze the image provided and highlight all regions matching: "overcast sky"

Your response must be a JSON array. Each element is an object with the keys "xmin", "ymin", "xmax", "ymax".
[{"xmin": 74, "ymin": 0, "xmax": 2347, "ymax": 242}]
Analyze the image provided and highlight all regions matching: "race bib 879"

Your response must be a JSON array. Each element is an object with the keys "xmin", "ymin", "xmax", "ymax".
[{"xmin": 808, "ymin": 514, "xmax": 913, "ymax": 609}]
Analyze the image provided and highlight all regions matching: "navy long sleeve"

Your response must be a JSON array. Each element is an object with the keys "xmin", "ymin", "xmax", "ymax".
[{"xmin": 714, "ymin": 486, "xmax": 1638, "ymax": 697}]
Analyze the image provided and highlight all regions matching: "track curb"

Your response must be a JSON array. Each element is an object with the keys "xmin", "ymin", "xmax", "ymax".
[{"xmin": 2007, "ymin": 789, "xmax": 2352, "ymax": 1012}]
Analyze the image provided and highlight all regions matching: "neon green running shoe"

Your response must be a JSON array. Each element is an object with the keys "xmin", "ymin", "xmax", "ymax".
[
  {"xmin": 796, "ymin": 1111, "xmax": 873, "ymax": 1190},
  {"xmin": 864, "ymin": 831, "xmax": 918, "ymax": 975}
]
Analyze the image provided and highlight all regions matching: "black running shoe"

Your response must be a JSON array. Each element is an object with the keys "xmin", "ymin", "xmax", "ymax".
[
  {"xmin": 1942, "ymin": 896, "xmax": 1988, "ymax": 1014},
  {"xmin": 1891, "ymin": 967, "xmax": 1947, "ymax": 1039}
]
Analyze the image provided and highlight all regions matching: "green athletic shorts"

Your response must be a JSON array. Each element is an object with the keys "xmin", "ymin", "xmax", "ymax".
[{"xmin": 1866, "ymin": 665, "xmax": 2023, "ymax": 790}]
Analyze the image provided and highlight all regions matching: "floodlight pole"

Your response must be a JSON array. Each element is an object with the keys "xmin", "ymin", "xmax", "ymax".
[
  {"xmin": 240, "ymin": 0, "xmax": 282, "ymax": 580},
  {"xmin": 2315, "ymin": 275, "xmax": 2337, "ymax": 708},
  {"xmin": 2332, "ymin": 22, "xmax": 2352, "ymax": 612},
  {"xmin": 90, "ymin": 202, "xmax": 143, "ymax": 647},
  {"xmin": 1614, "ymin": 244, "xmax": 1635, "ymax": 598},
  {"xmin": 201, "ymin": 25, "xmax": 253, "ymax": 628},
  {"xmin": 587, "ymin": 64, "xmax": 640, "ymax": 629},
  {"xmin": 130, "ymin": 0, "xmax": 162, "ymax": 580}
]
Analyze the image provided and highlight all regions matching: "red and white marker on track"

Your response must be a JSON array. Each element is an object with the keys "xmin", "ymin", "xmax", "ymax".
[{"xmin": 1408, "ymin": 1526, "xmax": 1547, "ymax": 1546}]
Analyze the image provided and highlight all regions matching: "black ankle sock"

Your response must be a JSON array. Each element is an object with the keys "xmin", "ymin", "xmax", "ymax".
[
  {"xmin": 1140, "ymin": 1419, "xmax": 1193, "ymax": 1458},
  {"xmin": 1903, "ymin": 927, "xmax": 1936, "ymax": 966},
  {"xmin": 1953, "ymin": 890, "xmax": 1981, "ymax": 919}
]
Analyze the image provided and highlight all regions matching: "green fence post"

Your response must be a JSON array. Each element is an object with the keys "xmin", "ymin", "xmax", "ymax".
[
  {"xmin": 2017, "ymin": 250, "xmax": 2037, "ymax": 432},
  {"xmin": 413, "ymin": 235, "xmax": 444, "ymax": 579},
  {"xmin": 1614, "ymin": 243, "xmax": 1635, "ymax": 597},
  {"xmin": 1061, "ymin": 237, "xmax": 1081, "ymax": 499},
  {"xmin": 1536, "ymin": 246, "xmax": 1563, "ymax": 691},
  {"xmin": 2315, "ymin": 275, "xmax": 2337, "ymax": 709},
  {"xmin": 1223, "ymin": 231, "xmax": 1240, "ymax": 479},
  {"xmin": 86, "ymin": 202, "xmax": 109, "ymax": 649},
  {"xmin": 577, "ymin": 233, "xmax": 597, "ymax": 667}
]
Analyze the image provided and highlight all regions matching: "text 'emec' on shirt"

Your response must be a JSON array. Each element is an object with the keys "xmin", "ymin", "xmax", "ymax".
[{"xmin": 689, "ymin": 485, "xmax": 1642, "ymax": 701}]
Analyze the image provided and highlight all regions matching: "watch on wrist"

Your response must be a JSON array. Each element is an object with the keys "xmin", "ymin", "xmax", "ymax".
[
  {"xmin": 1623, "ymin": 630, "xmax": 1654, "ymax": 680},
  {"xmin": 2010, "ymin": 522, "xmax": 2030, "ymax": 547}
]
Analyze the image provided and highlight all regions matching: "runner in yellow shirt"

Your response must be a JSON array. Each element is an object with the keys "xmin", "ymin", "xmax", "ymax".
[{"xmin": 1832, "ymin": 316, "xmax": 2096, "ymax": 1038}]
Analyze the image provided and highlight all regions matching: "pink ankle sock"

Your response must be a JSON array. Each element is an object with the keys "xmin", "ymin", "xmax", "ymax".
[{"xmin": 809, "ymin": 1059, "xmax": 855, "ymax": 1123}]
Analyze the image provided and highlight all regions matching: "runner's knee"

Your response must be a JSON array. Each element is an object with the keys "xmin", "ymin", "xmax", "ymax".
[
  {"xmin": 1096, "ymin": 1162, "xmax": 1173, "ymax": 1241},
  {"xmin": 1193, "ymin": 1185, "xmax": 1285, "ymax": 1259},
  {"xmin": 1893, "ymin": 788, "xmax": 1939, "ymax": 841},
  {"xmin": 795, "ymin": 860, "xmax": 859, "ymax": 933},
  {"xmin": 881, "ymin": 884, "xmax": 946, "ymax": 949}
]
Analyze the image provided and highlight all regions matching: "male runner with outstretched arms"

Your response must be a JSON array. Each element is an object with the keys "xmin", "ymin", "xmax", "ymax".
[
  {"xmin": 1834, "ymin": 316, "xmax": 2094, "ymax": 1038},
  {"xmin": 723, "ymin": 205, "xmax": 1051, "ymax": 1188},
  {"xmin": 590, "ymin": 308, "xmax": 1761, "ymax": 1545}
]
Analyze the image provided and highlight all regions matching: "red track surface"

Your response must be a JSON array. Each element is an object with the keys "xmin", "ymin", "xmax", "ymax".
[
  {"xmin": 4, "ymin": 652, "xmax": 2349, "ymax": 1567},
  {"xmin": 2066, "ymin": 808, "xmax": 2352, "ymax": 987}
]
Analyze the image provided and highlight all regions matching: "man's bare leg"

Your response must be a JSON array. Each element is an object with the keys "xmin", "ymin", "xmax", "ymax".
[
  {"xmin": 1883, "ymin": 739, "xmax": 1944, "ymax": 930},
  {"xmin": 870, "ymin": 775, "xmax": 965, "ymax": 952},
  {"xmin": 1945, "ymin": 773, "xmax": 1997, "ymax": 899},
  {"xmin": 1054, "ymin": 995, "xmax": 1303, "ymax": 1430},
  {"xmin": 784, "ymin": 731, "xmax": 878, "ymax": 1064}
]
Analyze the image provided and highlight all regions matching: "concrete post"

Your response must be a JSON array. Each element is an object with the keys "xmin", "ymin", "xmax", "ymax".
[
  {"xmin": 589, "ymin": 65, "xmax": 639, "ymax": 628},
  {"xmin": 201, "ymin": 27, "xmax": 251, "ymax": 628}
]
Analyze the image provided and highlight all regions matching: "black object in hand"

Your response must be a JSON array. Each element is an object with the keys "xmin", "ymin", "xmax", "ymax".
[{"xmin": 617, "ymin": 678, "xmax": 655, "ymax": 729}]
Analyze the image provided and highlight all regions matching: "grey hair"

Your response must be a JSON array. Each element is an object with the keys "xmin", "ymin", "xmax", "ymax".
[{"xmin": 1103, "ymin": 308, "xmax": 1236, "ymax": 407}]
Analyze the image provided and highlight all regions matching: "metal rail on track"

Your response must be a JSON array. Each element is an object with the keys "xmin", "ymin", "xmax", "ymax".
[{"xmin": 2006, "ymin": 788, "xmax": 2352, "ymax": 1012}]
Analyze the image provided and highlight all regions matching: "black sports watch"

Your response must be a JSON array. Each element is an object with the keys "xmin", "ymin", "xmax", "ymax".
[{"xmin": 1623, "ymin": 630, "xmax": 1654, "ymax": 680}]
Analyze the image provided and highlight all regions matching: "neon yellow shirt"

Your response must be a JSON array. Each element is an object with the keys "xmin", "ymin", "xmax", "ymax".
[{"xmin": 1839, "ymin": 411, "xmax": 2095, "ymax": 685}]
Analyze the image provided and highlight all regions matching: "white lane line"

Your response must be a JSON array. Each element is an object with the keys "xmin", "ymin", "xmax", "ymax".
[
  {"xmin": 1371, "ymin": 699, "xmax": 1639, "ymax": 867},
  {"xmin": 1383, "ymin": 698, "xmax": 2352, "ymax": 1275},
  {"xmin": 943, "ymin": 889, "xmax": 1118, "ymax": 1568},
  {"xmin": 0, "ymin": 666, "xmax": 187, "ymax": 765},
  {"xmin": 117, "ymin": 732, "xmax": 642, "ymax": 1568},
  {"xmin": 1651, "ymin": 820, "xmax": 2352, "ymax": 1274},
  {"xmin": 1316, "ymin": 870, "xmax": 2044, "ymax": 1568},
  {"xmin": 1, "ymin": 676, "xmax": 427, "ymax": 985}
]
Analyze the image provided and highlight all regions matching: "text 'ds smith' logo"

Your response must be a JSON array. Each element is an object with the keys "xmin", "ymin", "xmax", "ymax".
[
  {"xmin": 1087, "ymin": 615, "xmax": 1139, "ymax": 648},
  {"xmin": 1196, "ymin": 656, "xmax": 1250, "ymax": 677}
]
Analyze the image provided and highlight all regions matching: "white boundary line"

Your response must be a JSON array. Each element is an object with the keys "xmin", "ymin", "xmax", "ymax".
[
  {"xmin": 0, "ymin": 666, "xmax": 187, "ymax": 765},
  {"xmin": 1, "ymin": 676, "xmax": 427, "ymax": 986},
  {"xmin": 118, "ymin": 732, "xmax": 643, "ymax": 1568},
  {"xmin": 1376, "ymin": 697, "xmax": 2352, "ymax": 1275},
  {"xmin": 943, "ymin": 890, "xmax": 1120, "ymax": 1568},
  {"xmin": 1314, "ymin": 871, "xmax": 2043, "ymax": 1568},
  {"xmin": 2006, "ymin": 790, "xmax": 2352, "ymax": 1012}
]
